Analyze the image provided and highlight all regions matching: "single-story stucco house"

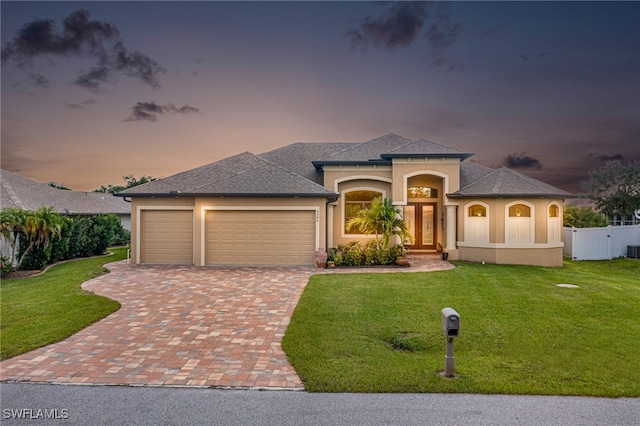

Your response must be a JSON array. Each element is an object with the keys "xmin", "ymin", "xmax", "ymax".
[
  {"xmin": 117, "ymin": 133, "xmax": 573, "ymax": 267},
  {"xmin": 1, "ymin": 169, "xmax": 131, "ymax": 230}
]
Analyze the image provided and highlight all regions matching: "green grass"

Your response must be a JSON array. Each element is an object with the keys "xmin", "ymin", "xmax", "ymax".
[
  {"xmin": 282, "ymin": 258, "xmax": 640, "ymax": 396},
  {"xmin": 1, "ymin": 248, "xmax": 127, "ymax": 360}
]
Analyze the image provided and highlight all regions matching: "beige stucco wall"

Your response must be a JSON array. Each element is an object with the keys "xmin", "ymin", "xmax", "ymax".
[
  {"xmin": 391, "ymin": 158, "xmax": 461, "ymax": 203},
  {"xmin": 458, "ymin": 246, "xmax": 564, "ymax": 267},
  {"xmin": 457, "ymin": 198, "xmax": 564, "ymax": 244},
  {"xmin": 130, "ymin": 196, "xmax": 327, "ymax": 265}
]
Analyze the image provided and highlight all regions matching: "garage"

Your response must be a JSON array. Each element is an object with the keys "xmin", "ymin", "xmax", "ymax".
[
  {"xmin": 140, "ymin": 210, "xmax": 194, "ymax": 264},
  {"xmin": 205, "ymin": 210, "xmax": 316, "ymax": 266}
]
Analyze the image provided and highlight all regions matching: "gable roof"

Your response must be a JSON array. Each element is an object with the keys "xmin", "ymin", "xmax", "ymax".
[
  {"xmin": 117, "ymin": 152, "xmax": 337, "ymax": 198},
  {"xmin": 449, "ymin": 167, "xmax": 574, "ymax": 199},
  {"xmin": 1, "ymin": 169, "xmax": 130, "ymax": 214}
]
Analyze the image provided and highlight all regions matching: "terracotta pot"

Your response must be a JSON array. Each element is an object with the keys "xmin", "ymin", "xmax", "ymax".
[{"xmin": 395, "ymin": 256, "xmax": 409, "ymax": 266}]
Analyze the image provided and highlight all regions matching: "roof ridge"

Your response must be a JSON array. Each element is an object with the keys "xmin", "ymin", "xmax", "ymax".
[
  {"xmin": 456, "ymin": 166, "xmax": 500, "ymax": 192},
  {"xmin": 257, "ymin": 154, "xmax": 334, "ymax": 191}
]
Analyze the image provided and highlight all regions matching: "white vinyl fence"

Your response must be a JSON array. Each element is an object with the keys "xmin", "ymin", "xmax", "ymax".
[{"xmin": 563, "ymin": 225, "xmax": 640, "ymax": 260}]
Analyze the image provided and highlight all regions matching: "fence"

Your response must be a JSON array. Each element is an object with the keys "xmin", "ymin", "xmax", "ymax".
[{"xmin": 563, "ymin": 225, "xmax": 640, "ymax": 260}]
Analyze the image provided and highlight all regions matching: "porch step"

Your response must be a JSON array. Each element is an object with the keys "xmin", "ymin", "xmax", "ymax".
[{"xmin": 407, "ymin": 249, "xmax": 439, "ymax": 255}]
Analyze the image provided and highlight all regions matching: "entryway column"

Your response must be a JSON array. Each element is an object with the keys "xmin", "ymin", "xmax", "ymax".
[
  {"xmin": 445, "ymin": 205, "xmax": 457, "ymax": 251},
  {"xmin": 327, "ymin": 203, "xmax": 337, "ymax": 249}
]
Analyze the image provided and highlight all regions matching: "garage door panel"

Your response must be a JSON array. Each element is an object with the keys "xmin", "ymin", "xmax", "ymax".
[
  {"xmin": 206, "ymin": 210, "xmax": 315, "ymax": 266},
  {"xmin": 141, "ymin": 210, "xmax": 193, "ymax": 264}
]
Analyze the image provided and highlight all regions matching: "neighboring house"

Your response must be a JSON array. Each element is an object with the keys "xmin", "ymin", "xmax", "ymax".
[
  {"xmin": 0, "ymin": 169, "xmax": 131, "ymax": 230},
  {"xmin": 117, "ymin": 133, "xmax": 573, "ymax": 267}
]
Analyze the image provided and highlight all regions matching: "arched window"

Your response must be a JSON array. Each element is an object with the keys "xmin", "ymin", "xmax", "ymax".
[
  {"xmin": 509, "ymin": 204, "xmax": 531, "ymax": 217},
  {"xmin": 469, "ymin": 205, "xmax": 486, "ymax": 217},
  {"xmin": 548, "ymin": 203, "xmax": 561, "ymax": 243},
  {"xmin": 465, "ymin": 203, "xmax": 489, "ymax": 243},
  {"xmin": 506, "ymin": 202, "xmax": 534, "ymax": 244},
  {"xmin": 344, "ymin": 190, "xmax": 383, "ymax": 234},
  {"xmin": 407, "ymin": 186, "xmax": 438, "ymax": 199}
]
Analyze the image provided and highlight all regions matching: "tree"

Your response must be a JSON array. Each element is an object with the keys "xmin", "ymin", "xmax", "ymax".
[
  {"xmin": 47, "ymin": 181, "xmax": 71, "ymax": 190},
  {"xmin": 0, "ymin": 208, "xmax": 26, "ymax": 267},
  {"xmin": 93, "ymin": 173, "xmax": 158, "ymax": 193},
  {"xmin": 582, "ymin": 159, "xmax": 640, "ymax": 217},
  {"xmin": 563, "ymin": 204, "xmax": 608, "ymax": 228},
  {"xmin": 346, "ymin": 197, "xmax": 413, "ymax": 249},
  {"xmin": 15, "ymin": 206, "xmax": 63, "ymax": 270}
]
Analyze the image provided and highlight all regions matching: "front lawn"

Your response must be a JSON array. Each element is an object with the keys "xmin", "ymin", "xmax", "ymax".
[
  {"xmin": 282, "ymin": 259, "xmax": 640, "ymax": 396},
  {"xmin": 0, "ymin": 248, "xmax": 127, "ymax": 360}
]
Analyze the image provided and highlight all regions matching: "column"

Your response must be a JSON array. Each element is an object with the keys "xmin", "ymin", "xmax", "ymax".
[{"xmin": 446, "ymin": 205, "xmax": 457, "ymax": 251}]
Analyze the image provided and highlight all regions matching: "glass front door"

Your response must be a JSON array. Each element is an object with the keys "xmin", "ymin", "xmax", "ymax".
[{"xmin": 404, "ymin": 203, "xmax": 437, "ymax": 250}]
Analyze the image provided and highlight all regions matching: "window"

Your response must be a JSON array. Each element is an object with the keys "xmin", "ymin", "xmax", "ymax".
[
  {"xmin": 506, "ymin": 202, "xmax": 534, "ymax": 244},
  {"xmin": 344, "ymin": 190, "xmax": 382, "ymax": 234},
  {"xmin": 509, "ymin": 204, "xmax": 531, "ymax": 217},
  {"xmin": 465, "ymin": 203, "xmax": 489, "ymax": 243},
  {"xmin": 407, "ymin": 186, "xmax": 438, "ymax": 199},
  {"xmin": 548, "ymin": 203, "xmax": 561, "ymax": 243},
  {"xmin": 469, "ymin": 205, "xmax": 486, "ymax": 217}
]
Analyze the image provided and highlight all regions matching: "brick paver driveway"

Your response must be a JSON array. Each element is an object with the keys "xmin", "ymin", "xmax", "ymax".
[{"xmin": 0, "ymin": 256, "xmax": 452, "ymax": 389}]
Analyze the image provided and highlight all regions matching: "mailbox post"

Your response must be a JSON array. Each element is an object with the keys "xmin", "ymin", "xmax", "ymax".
[{"xmin": 441, "ymin": 307, "xmax": 460, "ymax": 377}]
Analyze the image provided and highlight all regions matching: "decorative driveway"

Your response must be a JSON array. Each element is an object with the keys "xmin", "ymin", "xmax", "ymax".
[{"xmin": 0, "ymin": 256, "xmax": 453, "ymax": 389}]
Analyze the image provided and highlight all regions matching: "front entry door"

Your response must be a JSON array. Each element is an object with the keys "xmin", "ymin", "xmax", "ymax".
[{"xmin": 404, "ymin": 203, "xmax": 437, "ymax": 250}]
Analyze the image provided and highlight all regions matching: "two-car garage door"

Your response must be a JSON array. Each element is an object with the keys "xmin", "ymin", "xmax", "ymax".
[
  {"xmin": 205, "ymin": 210, "xmax": 316, "ymax": 266},
  {"xmin": 139, "ymin": 209, "xmax": 316, "ymax": 266}
]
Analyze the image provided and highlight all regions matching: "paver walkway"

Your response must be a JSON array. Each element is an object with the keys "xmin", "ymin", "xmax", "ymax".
[{"xmin": 0, "ymin": 255, "xmax": 453, "ymax": 389}]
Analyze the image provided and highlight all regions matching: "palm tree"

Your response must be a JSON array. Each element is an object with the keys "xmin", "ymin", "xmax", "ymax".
[
  {"xmin": 346, "ymin": 197, "xmax": 413, "ymax": 249},
  {"xmin": 0, "ymin": 208, "xmax": 26, "ymax": 268},
  {"xmin": 14, "ymin": 206, "xmax": 63, "ymax": 270}
]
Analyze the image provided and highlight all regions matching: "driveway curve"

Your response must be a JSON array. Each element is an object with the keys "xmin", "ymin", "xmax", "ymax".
[{"xmin": 0, "ymin": 256, "xmax": 453, "ymax": 388}]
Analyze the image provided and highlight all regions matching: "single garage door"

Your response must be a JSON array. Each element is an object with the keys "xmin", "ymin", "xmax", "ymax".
[
  {"xmin": 141, "ymin": 210, "xmax": 193, "ymax": 264},
  {"xmin": 205, "ymin": 210, "xmax": 316, "ymax": 265}
]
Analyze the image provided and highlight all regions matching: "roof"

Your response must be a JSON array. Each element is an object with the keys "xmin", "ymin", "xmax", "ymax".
[
  {"xmin": 1, "ymin": 169, "xmax": 130, "ymax": 214},
  {"xmin": 449, "ymin": 167, "xmax": 575, "ymax": 199},
  {"xmin": 259, "ymin": 142, "xmax": 358, "ymax": 184},
  {"xmin": 117, "ymin": 152, "xmax": 337, "ymax": 198},
  {"xmin": 381, "ymin": 138, "xmax": 473, "ymax": 160},
  {"xmin": 312, "ymin": 133, "xmax": 474, "ymax": 169},
  {"xmin": 114, "ymin": 133, "xmax": 573, "ymax": 200}
]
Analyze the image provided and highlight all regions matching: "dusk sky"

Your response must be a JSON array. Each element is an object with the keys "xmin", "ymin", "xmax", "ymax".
[{"xmin": 2, "ymin": 1, "xmax": 639, "ymax": 193}]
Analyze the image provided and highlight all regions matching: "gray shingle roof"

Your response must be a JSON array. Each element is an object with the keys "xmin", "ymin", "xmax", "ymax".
[
  {"xmin": 316, "ymin": 133, "xmax": 415, "ymax": 163},
  {"xmin": 259, "ymin": 142, "xmax": 358, "ymax": 184},
  {"xmin": 382, "ymin": 138, "xmax": 473, "ymax": 159},
  {"xmin": 449, "ymin": 167, "xmax": 574, "ymax": 199},
  {"xmin": 460, "ymin": 161, "xmax": 494, "ymax": 188},
  {"xmin": 118, "ymin": 152, "xmax": 337, "ymax": 197},
  {"xmin": 1, "ymin": 169, "xmax": 130, "ymax": 214}
]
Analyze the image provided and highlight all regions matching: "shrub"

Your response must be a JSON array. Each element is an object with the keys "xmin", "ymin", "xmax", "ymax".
[
  {"xmin": 342, "ymin": 241, "xmax": 364, "ymax": 266},
  {"xmin": 49, "ymin": 217, "xmax": 73, "ymax": 262},
  {"xmin": 17, "ymin": 233, "xmax": 52, "ymax": 270}
]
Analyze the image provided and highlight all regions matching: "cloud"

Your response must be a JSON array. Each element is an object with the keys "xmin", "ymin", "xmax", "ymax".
[
  {"xmin": 1, "ymin": 10, "xmax": 164, "ymax": 90},
  {"xmin": 28, "ymin": 72, "xmax": 54, "ymax": 87},
  {"xmin": 124, "ymin": 101, "xmax": 200, "ymax": 122},
  {"xmin": 347, "ymin": 2, "xmax": 431, "ymax": 51},
  {"xmin": 65, "ymin": 98, "xmax": 97, "ymax": 109},
  {"xmin": 588, "ymin": 153, "xmax": 625, "ymax": 162},
  {"xmin": 503, "ymin": 153, "xmax": 543, "ymax": 169},
  {"xmin": 347, "ymin": 1, "xmax": 461, "ymax": 69}
]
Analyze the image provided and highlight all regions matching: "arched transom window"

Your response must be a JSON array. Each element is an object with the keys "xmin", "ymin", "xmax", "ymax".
[
  {"xmin": 407, "ymin": 186, "xmax": 438, "ymax": 199},
  {"xmin": 509, "ymin": 204, "xmax": 531, "ymax": 218}
]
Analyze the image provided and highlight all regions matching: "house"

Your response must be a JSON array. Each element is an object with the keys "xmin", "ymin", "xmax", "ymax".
[
  {"xmin": 117, "ymin": 133, "xmax": 573, "ymax": 267},
  {"xmin": 0, "ymin": 169, "xmax": 131, "ymax": 230}
]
